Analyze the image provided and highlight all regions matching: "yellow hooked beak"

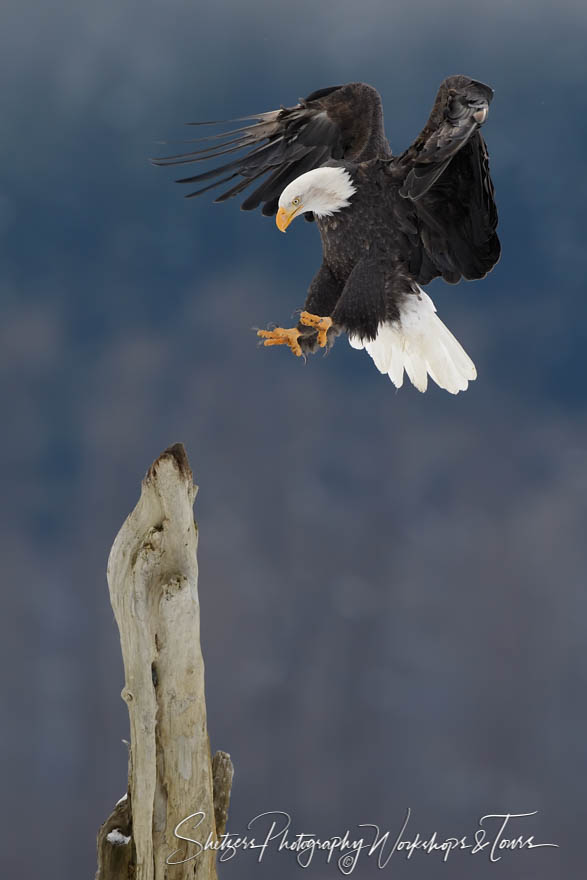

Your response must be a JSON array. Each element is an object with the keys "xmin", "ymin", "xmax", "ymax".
[{"xmin": 276, "ymin": 204, "xmax": 302, "ymax": 233}]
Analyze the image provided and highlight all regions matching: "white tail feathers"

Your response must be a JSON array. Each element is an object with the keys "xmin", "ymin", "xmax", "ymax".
[{"xmin": 348, "ymin": 288, "xmax": 477, "ymax": 394}]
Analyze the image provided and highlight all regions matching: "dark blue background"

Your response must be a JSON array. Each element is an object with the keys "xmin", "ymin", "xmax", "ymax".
[{"xmin": 2, "ymin": 1, "xmax": 586, "ymax": 877}]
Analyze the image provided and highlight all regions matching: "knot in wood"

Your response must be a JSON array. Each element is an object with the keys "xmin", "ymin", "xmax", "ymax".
[
  {"xmin": 143, "ymin": 524, "xmax": 164, "ymax": 552},
  {"xmin": 162, "ymin": 576, "xmax": 186, "ymax": 599}
]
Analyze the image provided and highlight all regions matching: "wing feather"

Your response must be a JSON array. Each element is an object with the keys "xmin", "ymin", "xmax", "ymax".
[
  {"xmin": 397, "ymin": 75, "xmax": 500, "ymax": 283},
  {"xmin": 154, "ymin": 83, "xmax": 390, "ymax": 215}
]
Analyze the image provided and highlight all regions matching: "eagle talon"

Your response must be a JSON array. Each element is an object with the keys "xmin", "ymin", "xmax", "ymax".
[
  {"xmin": 257, "ymin": 326, "xmax": 302, "ymax": 357},
  {"xmin": 300, "ymin": 311, "xmax": 333, "ymax": 347}
]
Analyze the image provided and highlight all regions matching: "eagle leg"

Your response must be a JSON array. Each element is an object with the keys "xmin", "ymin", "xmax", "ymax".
[
  {"xmin": 257, "ymin": 326, "xmax": 302, "ymax": 357},
  {"xmin": 299, "ymin": 312, "xmax": 333, "ymax": 347}
]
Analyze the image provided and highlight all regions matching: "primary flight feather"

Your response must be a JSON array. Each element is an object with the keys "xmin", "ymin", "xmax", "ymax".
[{"xmin": 154, "ymin": 76, "xmax": 500, "ymax": 393}]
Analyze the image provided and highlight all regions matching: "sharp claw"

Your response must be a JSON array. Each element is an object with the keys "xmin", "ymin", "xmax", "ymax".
[
  {"xmin": 299, "ymin": 312, "xmax": 333, "ymax": 348},
  {"xmin": 257, "ymin": 327, "xmax": 302, "ymax": 357}
]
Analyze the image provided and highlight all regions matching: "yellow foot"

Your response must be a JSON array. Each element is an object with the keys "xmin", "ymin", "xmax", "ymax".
[
  {"xmin": 300, "ymin": 311, "xmax": 333, "ymax": 347},
  {"xmin": 257, "ymin": 326, "xmax": 302, "ymax": 357}
]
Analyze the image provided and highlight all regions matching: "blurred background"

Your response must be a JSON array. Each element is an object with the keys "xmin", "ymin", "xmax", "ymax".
[{"xmin": 2, "ymin": 0, "xmax": 586, "ymax": 876}]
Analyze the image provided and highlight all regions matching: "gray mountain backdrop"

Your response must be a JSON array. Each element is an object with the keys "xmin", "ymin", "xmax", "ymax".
[{"xmin": 1, "ymin": 0, "xmax": 586, "ymax": 877}]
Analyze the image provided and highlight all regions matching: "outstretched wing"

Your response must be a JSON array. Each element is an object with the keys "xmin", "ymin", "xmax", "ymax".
[
  {"xmin": 397, "ymin": 75, "xmax": 500, "ymax": 284},
  {"xmin": 153, "ymin": 83, "xmax": 390, "ymax": 216}
]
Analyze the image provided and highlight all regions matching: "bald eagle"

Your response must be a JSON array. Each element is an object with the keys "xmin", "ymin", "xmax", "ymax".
[{"xmin": 154, "ymin": 77, "xmax": 500, "ymax": 393}]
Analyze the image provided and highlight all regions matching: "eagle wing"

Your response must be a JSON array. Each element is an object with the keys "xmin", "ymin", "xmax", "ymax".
[
  {"xmin": 397, "ymin": 75, "xmax": 500, "ymax": 284},
  {"xmin": 153, "ymin": 83, "xmax": 390, "ymax": 216}
]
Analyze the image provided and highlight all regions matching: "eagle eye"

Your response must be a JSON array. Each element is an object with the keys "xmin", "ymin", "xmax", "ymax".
[{"xmin": 292, "ymin": 197, "xmax": 301, "ymax": 207}]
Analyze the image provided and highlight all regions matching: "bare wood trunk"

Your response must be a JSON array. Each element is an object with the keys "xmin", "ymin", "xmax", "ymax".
[{"xmin": 96, "ymin": 443, "xmax": 233, "ymax": 880}]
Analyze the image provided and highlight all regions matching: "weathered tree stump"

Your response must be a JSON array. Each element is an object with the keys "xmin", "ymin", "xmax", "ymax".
[{"xmin": 96, "ymin": 443, "xmax": 233, "ymax": 880}]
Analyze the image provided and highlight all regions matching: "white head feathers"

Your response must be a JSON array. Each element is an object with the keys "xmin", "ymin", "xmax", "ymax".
[{"xmin": 278, "ymin": 167, "xmax": 356, "ymax": 220}]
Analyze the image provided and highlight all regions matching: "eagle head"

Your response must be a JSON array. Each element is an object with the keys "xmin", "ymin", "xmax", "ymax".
[{"xmin": 276, "ymin": 167, "xmax": 356, "ymax": 232}]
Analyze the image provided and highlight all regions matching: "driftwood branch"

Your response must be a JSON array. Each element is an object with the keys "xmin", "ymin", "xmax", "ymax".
[
  {"xmin": 211, "ymin": 751, "xmax": 234, "ymax": 839},
  {"xmin": 96, "ymin": 443, "xmax": 233, "ymax": 880}
]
